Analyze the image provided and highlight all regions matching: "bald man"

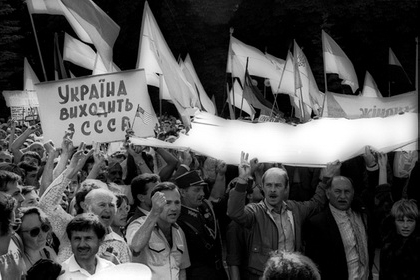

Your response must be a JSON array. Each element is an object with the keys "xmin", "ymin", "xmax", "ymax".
[
  {"xmin": 305, "ymin": 176, "xmax": 371, "ymax": 280},
  {"xmin": 227, "ymin": 153, "xmax": 341, "ymax": 279}
]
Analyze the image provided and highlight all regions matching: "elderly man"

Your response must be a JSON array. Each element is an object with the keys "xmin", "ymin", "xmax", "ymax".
[
  {"xmin": 127, "ymin": 182, "xmax": 190, "ymax": 280},
  {"xmin": 305, "ymin": 175, "xmax": 371, "ymax": 280},
  {"xmin": 39, "ymin": 148, "xmax": 131, "ymax": 264},
  {"xmin": 59, "ymin": 213, "xmax": 115, "ymax": 279},
  {"xmin": 227, "ymin": 152, "xmax": 340, "ymax": 279}
]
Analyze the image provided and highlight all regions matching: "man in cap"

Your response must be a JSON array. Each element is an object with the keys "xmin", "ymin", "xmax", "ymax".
[{"xmin": 175, "ymin": 169, "xmax": 228, "ymax": 280}]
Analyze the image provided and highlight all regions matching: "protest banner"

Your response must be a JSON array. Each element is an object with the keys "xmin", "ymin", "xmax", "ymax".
[
  {"xmin": 173, "ymin": 112, "xmax": 417, "ymax": 166},
  {"xmin": 322, "ymin": 91, "xmax": 418, "ymax": 119},
  {"xmin": 36, "ymin": 69, "xmax": 157, "ymax": 145},
  {"xmin": 2, "ymin": 90, "xmax": 40, "ymax": 124}
]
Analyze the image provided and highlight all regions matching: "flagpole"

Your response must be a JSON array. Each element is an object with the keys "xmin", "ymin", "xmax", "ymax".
[
  {"xmin": 416, "ymin": 37, "xmax": 419, "ymax": 93},
  {"xmin": 27, "ymin": 9, "xmax": 48, "ymax": 81},
  {"xmin": 321, "ymin": 30, "xmax": 328, "ymax": 117},
  {"xmin": 159, "ymin": 74, "xmax": 163, "ymax": 118},
  {"xmin": 239, "ymin": 58, "xmax": 249, "ymax": 118},
  {"xmin": 132, "ymin": 105, "xmax": 139, "ymax": 128},
  {"xmin": 388, "ymin": 48, "xmax": 391, "ymax": 97},
  {"xmin": 229, "ymin": 28, "xmax": 236, "ymax": 119}
]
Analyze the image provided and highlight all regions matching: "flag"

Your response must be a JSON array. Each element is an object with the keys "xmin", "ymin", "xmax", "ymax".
[
  {"xmin": 26, "ymin": 0, "xmax": 92, "ymax": 43},
  {"xmin": 360, "ymin": 71, "xmax": 383, "ymax": 97},
  {"xmin": 243, "ymin": 70, "xmax": 278, "ymax": 116},
  {"xmin": 227, "ymin": 36, "xmax": 282, "ymax": 92},
  {"xmin": 388, "ymin": 48, "xmax": 414, "ymax": 95},
  {"xmin": 277, "ymin": 51, "xmax": 295, "ymax": 96},
  {"xmin": 24, "ymin": 58, "xmax": 40, "ymax": 91},
  {"xmin": 54, "ymin": 33, "xmax": 68, "ymax": 80},
  {"xmin": 136, "ymin": 1, "xmax": 198, "ymax": 128},
  {"xmin": 63, "ymin": 33, "xmax": 120, "ymax": 74},
  {"xmin": 293, "ymin": 41, "xmax": 324, "ymax": 116},
  {"xmin": 227, "ymin": 79, "xmax": 256, "ymax": 120},
  {"xmin": 322, "ymin": 30, "xmax": 359, "ymax": 93},
  {"xmin": 182, "ymin": 54, "xmax": 216, "ymax": 114},
  {"xmin": 61, "ymin": 0, "xmax": 120, "ymax": 71},
  {"xmin": 136, "ymin": 105, "xmax": 153, "ymax": 124}
]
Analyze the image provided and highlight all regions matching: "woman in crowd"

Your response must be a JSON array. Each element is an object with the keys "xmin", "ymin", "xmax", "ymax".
[
  {"xmin": 111, "ymin": 193, "xmax": 130, "ymax": 240},
  {"xmin": 17, "ymin": 207, "xmax": 57, "ymax": 273},
  {"xmin": 376, "ymin": 152, "xmax": 420, "ymax": 280}
]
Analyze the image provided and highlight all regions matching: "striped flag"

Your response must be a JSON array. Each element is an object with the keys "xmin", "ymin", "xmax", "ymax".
[
  {"xmin": 136, "ymin": 105, "xmax": 152, "ymax": 124},
  {"xmin": 322, "ymin": 30, "xmax": 359, "ymax": 93},
  {"xmin": 61, "ymin": 0, "xmax": 120, "ymax": 71}
]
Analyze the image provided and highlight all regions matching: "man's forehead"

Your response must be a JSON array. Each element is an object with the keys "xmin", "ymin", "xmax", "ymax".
[
  {"xmin": 71, "ymin": 229, "xmax": 96, "ymax": 237},
  {"xmin": 331, "ymin": 176, "xmax": 353, "ymax": 189},
  {"xmin": 264, "ymin": 168, "xmax": 287, "ymax": 181}
]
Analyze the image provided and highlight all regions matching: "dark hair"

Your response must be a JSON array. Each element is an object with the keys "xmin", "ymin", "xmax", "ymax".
[
  {"xmin": 74, "ymin": 182, "xmax": 102, "ymax": 215},
  {"xmin": 21, "ymin": 151, "xmax": 42, "ymax": 166},
  {"xmin": 116, "ymin": 193, "xmax": 129, "ymax": 208},
  {"xmin": 150, "ymin": 181, "xmax": 178, "ymax": 197},
  {"xmin": 17, "ymin": 207, "xmax": 50, "ymax": 235},
  {"xmin": 263, "ymin": 250, "xmax": 320, "ymax": 280},
  {"xmin": 0, "ymin": 163, "xmax": 25, "ymax": 179},
  {"xmin": 66, "ymin": 213, "xmax": 106, "ymax": 240},
  {"xmin": 131, "ymin": 173, "xmax": 160, "ymax": 205},
  {"xmin": 0, "ymin": 193, "xmax": 16, "ymax": 236},
  {"xmin": 17, "ymin": 161, "xmax": 38, "ymax": 175},
  {"xmin": 21, "ymin": 186, "xmax": 37, "ymax": 196},
  {"xmin": 0, "ymin": 170, "xmax": 22, "ymax": 192}
]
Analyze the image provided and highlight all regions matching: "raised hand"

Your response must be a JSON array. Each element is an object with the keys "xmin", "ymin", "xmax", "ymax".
[
  {"xmin": 216, "ymin": 160, "xmax": 227, "ymax": 175},
  {"xmin": 238, "ymin": 151, "xmax": 252, "ymax": 180},
  {"xmin": 178, "ymin": 149, "xmax": 193, "ymax": 167},
  {"xmin": 362, "ymin": 145, "xmax": 377, "ymax": 168},
  {"xmin": 151, "ymin": 191, "xmax": 167, "ymax": 215},
  {"xmin": 323, "ymin": 160, "xmax": 341, "ymax": 178},
  {"xmin": 377, "ymin": 152, "xmax": 388, "ymax": 169},
  {"xmin": 61, "ymin": 131, "xmax": 74, "ymax": 156}
]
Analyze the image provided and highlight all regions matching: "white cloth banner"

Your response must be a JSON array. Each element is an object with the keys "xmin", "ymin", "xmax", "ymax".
[
  {"xmin": 35, "ymin": 69, "xmax": 157, "ymax": 145},
  {"xmin": 169, "ymin": 112, "xmax": 418, "ymax": 166},
  {"xmin": 323, "ymin": 91, "xmax": 418, "ymax": 119}
]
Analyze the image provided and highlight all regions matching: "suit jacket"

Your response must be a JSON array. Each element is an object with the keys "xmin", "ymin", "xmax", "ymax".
[{"xmin": 305, "ymin": 203, "xmax": 370, "ymax": 280}]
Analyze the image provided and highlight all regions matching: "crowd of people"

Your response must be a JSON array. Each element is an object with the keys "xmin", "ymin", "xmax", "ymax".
[{"xmin": 0, "ymin": 116, "xmax": 418, "ymax": 280}]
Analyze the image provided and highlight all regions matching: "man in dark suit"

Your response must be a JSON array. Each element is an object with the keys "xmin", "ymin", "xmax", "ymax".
[{"xmin": 305, "ymin": 176, "xmax": 370, "ymax": 280}]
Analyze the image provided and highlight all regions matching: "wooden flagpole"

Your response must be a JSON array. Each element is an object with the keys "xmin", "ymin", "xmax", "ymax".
[{"xmin": 27, "ymin": 8, "xmax": 48, "ymax": 81}]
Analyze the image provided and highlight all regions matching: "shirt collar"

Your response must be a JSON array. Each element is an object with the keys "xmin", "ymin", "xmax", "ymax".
[
  {"xmin": 329, "ymin": 203, "xmax": 351, "ymax": 218},
  {"xmin": 68, "ymin": 255, "xmax": 100, "ymax": 274},
  {"xmin": 265, "ymin": 199, "xmax": 289, "ymax": 214}
]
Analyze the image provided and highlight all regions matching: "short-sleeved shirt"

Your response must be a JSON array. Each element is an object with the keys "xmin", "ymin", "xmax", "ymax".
[
  {"xmin": 126, "ymin": 216, "xmax": 190, "ymax": 280},
  {"xmin": 58, "ymin": 255, "xmax": 115, "ymax": 280}
]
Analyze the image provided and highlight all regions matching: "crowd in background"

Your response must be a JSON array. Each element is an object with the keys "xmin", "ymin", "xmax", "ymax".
[{"xmin": 0, "ymin": 115, "xmax": 418, "ymax": 280}]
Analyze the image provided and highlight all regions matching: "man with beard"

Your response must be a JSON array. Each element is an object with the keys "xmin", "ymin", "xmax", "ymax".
[
  {"xmin": 59, "ymin": 213, "xmax": 115, "ymax": 279},
  {"xmin": 228, "ymin": 152, "xmax": 339, "ymax": 279},
  {"xmin": 126, "ymin": 182, "xmax": 190, "ymax": 279}
]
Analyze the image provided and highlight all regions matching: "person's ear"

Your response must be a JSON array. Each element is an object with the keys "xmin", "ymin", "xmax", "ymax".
[{"xmin": 80, "ymin": 201, "xmax": 88, "ymax": 212}]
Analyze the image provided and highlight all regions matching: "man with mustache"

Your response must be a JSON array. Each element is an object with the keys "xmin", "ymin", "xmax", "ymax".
[
  {"xmin": 228, "ymin": 152, "xmax": 340, "ymax": 279},
  {"xmin": 175, "ymin": 169, "xmax": 228, "ymax": 280},
  {"xmin": 59, "ymin": 213, "xmax": 114, "ymax": 279},
  {"xmin": 126, "ymin": 182, "xmax": 190, "ymax": 280}
]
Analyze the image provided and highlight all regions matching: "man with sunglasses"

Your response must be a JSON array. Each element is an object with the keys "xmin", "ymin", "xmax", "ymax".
[{"xmin": 59, "ymin": 213, "xmax": 115, "ymax": 279}]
